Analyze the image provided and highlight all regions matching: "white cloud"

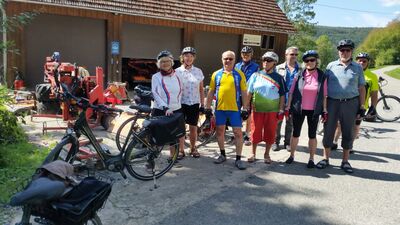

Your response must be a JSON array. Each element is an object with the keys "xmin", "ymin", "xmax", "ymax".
[
  {"xmin": 361, "ymin": 13, "xmax": 391, "ymax": 27},
  {"xmin": 380, "ymin": 0, "xmax": 400, "ymax": 7}
]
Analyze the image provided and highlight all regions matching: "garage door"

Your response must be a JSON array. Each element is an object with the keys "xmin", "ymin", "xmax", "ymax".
[
  {"xmin": 25, "ymin": 14, "xmax": 106, "ymax": 88},
  {"xmin": 194, "ymin": 31, "xmax": 240, "ymax": 85},
  {"xmin": 122, "ymin": 23, "xmax": 182, "ymax": 59}
]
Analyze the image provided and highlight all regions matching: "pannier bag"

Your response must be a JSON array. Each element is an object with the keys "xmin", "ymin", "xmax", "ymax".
[
  {"xmin": 144, "ymin": 112, "xmax": 185, "ymax": 145},
  {"xmin": 31, "ymin": 177, "xmax": 112, "ymax": 225}
]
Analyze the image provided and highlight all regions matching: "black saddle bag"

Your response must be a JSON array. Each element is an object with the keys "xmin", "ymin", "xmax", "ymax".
[
  {"xmin": 144, "ymin": 112, "xmax": 185, "ymax": 145},
  {"xmin": 31, "ymin": 177, "xmax": 112, "ymax": 225}
]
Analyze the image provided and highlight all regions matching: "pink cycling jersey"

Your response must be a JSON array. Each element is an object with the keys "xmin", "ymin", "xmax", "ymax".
[{"xmin": 289, "ymin": 70, "xmax": 327, "ymax": 110}]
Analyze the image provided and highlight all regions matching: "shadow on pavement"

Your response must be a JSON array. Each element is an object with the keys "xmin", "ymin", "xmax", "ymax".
[
  {"xmin": 360, "ymin": 126, "xmax": 397, "ymax": 139},
  {"xmin": 156, "ymin": 174, "xmax": 333, "ymax": 225}
]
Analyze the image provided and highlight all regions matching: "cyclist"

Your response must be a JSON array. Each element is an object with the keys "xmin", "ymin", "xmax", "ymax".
[
  {"xmin": 284, "ymin": 50, "xmax": 327, "ymax": 168},
  {"xmin": 331, "ymin": 52, "xmax": 379, "ymax": 150},
  {"xmin": 176, "ymin": 47, "xmax": 204, "ymax": 159},
  {"xmin": 274, "ymin": 46, "xmax": 302, "ymax": 152},
  {"xmin": 151, "ymin": 50, "xmax": 184, "ymax": 157},
  {"xmin": 317, "ymin": 39, "xmax": 366, "ymax": 173},
  {"xmin": 205, "ymin": 50, "xmax": 249, "ymax": 170},
  {"xmin": 235, "ymin": 46, "xmax": 259, "ymax": 146},
  {"xmin": 246, "ymin": 52, "xmax": 286, "ymax": 164}
]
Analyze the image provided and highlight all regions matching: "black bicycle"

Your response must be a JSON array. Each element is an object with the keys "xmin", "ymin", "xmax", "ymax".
[
  {"xmin": 44, "ymin": 84, "xmax": 181, "ymax": 181},
  {"xmin": 376, "ymin": 76, "xmax": 400, "ymax": 122}
]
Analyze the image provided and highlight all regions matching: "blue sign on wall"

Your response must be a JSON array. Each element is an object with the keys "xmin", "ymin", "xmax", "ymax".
[{"xmin": 111, "ymin": 41, "xmax": 120, "ymax": 55}]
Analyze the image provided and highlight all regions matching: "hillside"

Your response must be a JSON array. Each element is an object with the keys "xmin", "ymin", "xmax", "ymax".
[{"xmin": 315, "ymin": 26, "xmax": 375, "ymax": 47}]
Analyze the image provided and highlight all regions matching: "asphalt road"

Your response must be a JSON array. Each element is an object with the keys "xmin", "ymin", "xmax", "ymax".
[{"xmin": 10, "ymin": 66, "xmax": 400, "ymax": 225}]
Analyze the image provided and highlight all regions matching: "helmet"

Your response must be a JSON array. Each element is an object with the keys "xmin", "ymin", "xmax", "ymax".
[
  {"xmin": 157, "ymin": 50, "xmax": 173, "ymax": 60},
  {"xmin": 51, "ymin": 52, "xmax": 60, "ymax": 62},
  {"xmin": 241, "ymin": 46, "xmax": 253, "ymax": 54},
  {"xmin": 262, "ymin": 51, "xmax": 279, "ymax": 62},
  {"xmin": 356, "ymin": 52, "xmax": 370, "ymax": 60},
  {"xmin": 337, "ymin": 39, "xmax": 355, "ymax": 50},
  {"xmin": 302, "ymin": 50, "xmax": 319, "ymax": 61},
  {"xmin": 181, "ymin": 47, "xmax": 196, "ymax": 55}
]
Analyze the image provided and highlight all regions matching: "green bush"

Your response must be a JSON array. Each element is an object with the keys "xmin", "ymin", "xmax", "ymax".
[{"xmin": 0, "ymin": 107, "xmax": 26, "ymax": 144}]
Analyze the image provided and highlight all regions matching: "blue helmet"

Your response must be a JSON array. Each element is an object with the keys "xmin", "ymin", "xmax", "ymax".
[
  {"xmin": 302, "ymin": 50, "xmax": 319, "ymax": 61},
  {"xmin": 157, "ymin": 50, "xmax": 173, "ymax": 60}
]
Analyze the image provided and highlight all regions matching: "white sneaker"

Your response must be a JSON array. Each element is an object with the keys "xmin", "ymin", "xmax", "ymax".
[
  {"xmin": 285, "ymin": 145, "xmax": 291, "ymax": 151},
  {"xmin": 272, "ymin": 143, "xmax": 279, "ymax": 151}
]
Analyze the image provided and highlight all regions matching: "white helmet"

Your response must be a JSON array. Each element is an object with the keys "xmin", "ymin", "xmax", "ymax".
[{"xmin": 262, "ymin": 51, "xmax": 279, "ymax": 62}]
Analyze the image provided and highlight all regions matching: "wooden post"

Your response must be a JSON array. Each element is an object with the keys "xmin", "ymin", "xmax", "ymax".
[{"xmin": 107, "ymin": 13, "xmax": 122, "ymax": 83}]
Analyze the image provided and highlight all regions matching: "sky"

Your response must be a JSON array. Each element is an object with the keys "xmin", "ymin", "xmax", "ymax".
[{"xmin": 312, "ymin": 0, "xmax": 400, "ymax": 27}]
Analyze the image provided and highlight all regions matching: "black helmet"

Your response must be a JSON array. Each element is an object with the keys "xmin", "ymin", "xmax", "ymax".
[
  {"xmin": 182, "ymin": 47, "xmax": 196, "ymax": 55},
  {"xmin": 157, "ymin": 50, "xmax": 173, "ymax": 60},
  {"xmin": 337, "ymin": 39, "xmax": 355, "ymax": 50},
  {"xmin": 241, "ymin": 46, "xmax": 253, "ymax": 54},
  {"xmin": 302, "ymin": 50, "xmax": 319, "ymax": 61},
  {"xmin": 356, "ymin": 52, "xmax": 370, "ymax": 60}
]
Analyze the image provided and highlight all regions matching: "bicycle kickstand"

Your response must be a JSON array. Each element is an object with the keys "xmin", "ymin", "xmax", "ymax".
[{"xmin": 152, "ymin": 171, "xmax": 158, "ymax": 189}]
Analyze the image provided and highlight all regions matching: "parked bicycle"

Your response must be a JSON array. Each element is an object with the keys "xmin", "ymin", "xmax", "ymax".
[
  {"xmin": 375, "ymin": 76, "xmax": 400, "ymax": 122},
  {"xmin": 45, "ymin": 83, "xmax": 183, "ymax": 182}
]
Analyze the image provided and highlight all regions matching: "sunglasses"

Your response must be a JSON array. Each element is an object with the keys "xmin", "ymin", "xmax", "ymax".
[
  {"xmin": 223, "ymin": 58, "xmax": 234, "ymax": 61},
  {"xmin": 263, "ymin": 58, "xmax": 274, "ymax": 63},
  {"xmin": 358, "ymin": 59, "xmax": 368, "ymax": 63},
  {"xmin": 339, "ymin": 48, "xmax": 352, "ymax": 53},
  {"xmin": 290, "ymin": 53, "xmax": 298, "ymax": 56},
  {"xmin": 304, "ymin": 58, "xmax": 316, "ymax": 63}
]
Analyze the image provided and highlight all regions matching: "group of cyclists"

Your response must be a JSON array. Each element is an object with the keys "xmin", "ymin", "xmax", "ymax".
[{"xmin": 150, "ymin": 38, "xmax": 379, "ymax": 173}]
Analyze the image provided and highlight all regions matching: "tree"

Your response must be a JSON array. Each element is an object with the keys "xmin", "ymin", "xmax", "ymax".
[
  {"xmin": 0, "ymin": 0, "xmax": 38, "ymax": 86},
  {"xmin": 315, "ymin": 35, "xmax": 336, "ymax": 69},
  {"xmin": 276, "ymin": 0, "xmax": 317, "ymax": 47},
  {"xmin": 356, "ymin": 19, "xmax": 400, "ymax": 66}
]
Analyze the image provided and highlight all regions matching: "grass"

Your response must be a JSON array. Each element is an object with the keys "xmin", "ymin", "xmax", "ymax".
[
  {"xmin": 385, "ymin": 67, "xmax": 400, "ymax": 80},
  {"xmin": 0, "ymin": 141, "xmax": 50, "ymax": 204}
]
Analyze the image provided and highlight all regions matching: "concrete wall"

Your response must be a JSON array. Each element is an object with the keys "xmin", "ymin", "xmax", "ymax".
[
  {"xmin": 122, "ymin": 23, "xmax": 182, "ymax": 59},
  {"xmin": 194, "ymin": 31, "xmax": 240, "ymax": 85},
  {"xmin": 24, "ymin": 14, "xmax": 106, "ymax": 88}
]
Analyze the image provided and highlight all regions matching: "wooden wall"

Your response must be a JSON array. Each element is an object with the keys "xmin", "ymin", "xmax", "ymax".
[{"xmin": 5, "ymin": 1, "xmax": 289, "ymax": 87}]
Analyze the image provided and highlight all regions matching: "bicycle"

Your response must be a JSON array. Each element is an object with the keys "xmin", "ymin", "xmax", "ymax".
[
  {"xmin": 44, "ymin": 83, "xmax": 181, "ymax": 182},
  {"xmin": 375, "ymin": 76, "xmax": 400, "ymax": 122},
  {"xmin": 183, "ymin": 112, "xmax": 217, "ymax": 148}
]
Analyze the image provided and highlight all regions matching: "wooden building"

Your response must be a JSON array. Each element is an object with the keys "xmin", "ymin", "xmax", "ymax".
[{"xmin": 6, "ymin": 0, "xmax": 295, "ymax": 88}]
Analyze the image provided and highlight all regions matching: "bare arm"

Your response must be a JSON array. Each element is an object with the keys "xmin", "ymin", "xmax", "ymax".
[
  {"xmin": 285, "ymin": 93, "xmax": 293, "ymax": 110},
  {"xmin": 358, "ymin": 86, "xmax": 366, "ymax": 108},
  {"xmin": 370, "ymin": 91, "xmax": 378, "ymax": 108},
  {"xmin": 199, "ymin": 81, "xmax": 205, "ymax": 107},
  {"xmin": 241, "ymin": 90, "xmax": 248, "ymax": 110},
  {"xmin": 246, "ymin": 92, "xmax": 253, "ymax": 110},
  {"xmin": 205, "ymin": 89, "xmax": 215, "ymax": 109},
  {"xmin": 279, "ymin": 95, "xmax": 285, "ymax": 111}
]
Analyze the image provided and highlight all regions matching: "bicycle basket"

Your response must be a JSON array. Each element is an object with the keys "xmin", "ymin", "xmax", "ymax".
[
  {"xmin": 31, "ymin": 177, "xmax": 112, "ymax": 225},
  {"xmin": 144, "ymin": 112, "xmax": 185, "ymax": 145}
]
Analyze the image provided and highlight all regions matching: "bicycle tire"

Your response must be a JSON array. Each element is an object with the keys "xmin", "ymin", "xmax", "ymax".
[
  {"xmin": 184, "ymin": 114, "xmax": 216, "ymax": 148},
  {"xmin": 376, "ymin": 95, "xmax": 400, "ymax": 122},
  {"xmin": 115, "ymin": 116, "xmax": 139, "ymax": 151},
  {"xmin": 85, "ymin": 213, "xmax": 103, "ymax": 225},
  {"xmin": 124, "ymin": 134, "xmax": 178, "ymax": 181},
  {"xmin": 43, "ymin": 137, "xmax": 78, "ymax": 165}
]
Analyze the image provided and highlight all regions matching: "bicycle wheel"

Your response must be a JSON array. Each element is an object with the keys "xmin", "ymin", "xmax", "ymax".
[
  {"xmin": 184, "ymin": 114, "xmax": 216, "ymax": 148},
  {"xmin": 376, "ymin": 95, "xmax": 400, "ymax": 122},
  {"xmin": 124, "ymin": 131, "xmax": 178, "ymax": 181},
  {"xmin": 85, "ymin": 213, "xmax": 103, "ymax": 225},
  {"xmin": 115, "ymin": 116, "xmax": 140, "ymax": 151},
  {"xmin": 43, "ymin": 137, "xmax": 78, "ymax": 165}
]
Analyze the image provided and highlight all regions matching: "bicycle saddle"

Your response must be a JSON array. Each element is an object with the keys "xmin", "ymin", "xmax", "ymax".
[
  {"xmin": 10, "ymin": 177, "xmax": 66, "ymax": 206},
  {"xmin": 129, "ymin": 104, "xmax": 152, "ymax": 113}
]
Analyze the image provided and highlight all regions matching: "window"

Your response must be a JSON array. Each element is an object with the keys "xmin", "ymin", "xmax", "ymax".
[{"xmin": 261, "ymin": 35, "xmax": 275, "ymax": 50}]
